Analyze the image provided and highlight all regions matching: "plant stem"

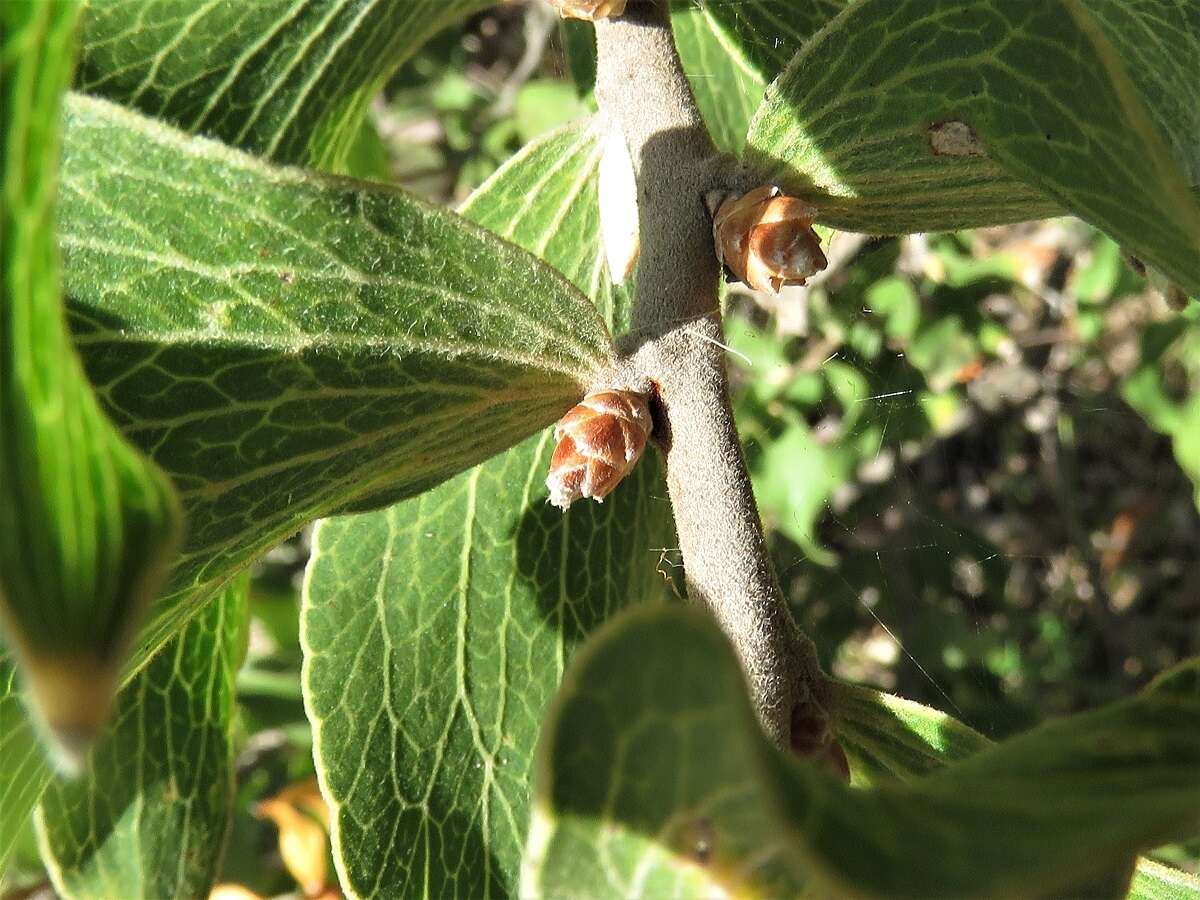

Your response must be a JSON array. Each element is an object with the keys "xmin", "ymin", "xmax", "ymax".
[{"xmin": 594, "ymin": 0, "xmax": 831, "ymax": 749}]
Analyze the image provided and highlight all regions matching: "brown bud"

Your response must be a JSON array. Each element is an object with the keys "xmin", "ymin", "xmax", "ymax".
[
  {"xmin": 549, "ymin": 0, "xmax": 627, "ymax": 21},
  {"xmin": 711, "ymin": 186, "xmax": 827, "ymax": 293},
  {"xmin": 546, "ymin": 389, "xmax": 651, "ymax": 509}
]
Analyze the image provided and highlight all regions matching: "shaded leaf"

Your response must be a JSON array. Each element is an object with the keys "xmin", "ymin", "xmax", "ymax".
[
  {"xmin": 833, "ymin": 670, "xmax": 1200, "ymax": 893},
  {"xmin": 670, "ymin": 0, "xmax": 846, "ymax": 153},
  {"xmin": 60, "ymin": 93, "xmax": 613, "ymax": 675},
  {"xmin": 525, "ymin": 605, "xmax": 1200, "ymax": 898},
  {"xmin": 1081, "ymin": 0, "xmax": 1200, "ymax": 187},
  {"xmin": 560, "ymin": 17, "xmax": 597, "ymax": 97},
  {"xmin": 746, "ymin": 0, "xmax": 1200, "ymax": 300},
  {"xmin": 77, "ymin": 0, "xmax": 494, "ymax": 170},
  {"xmin": 1145, "ymin": 656, "xmax": 1200, "ymax": 701},
  {"xmin": 1, "ymin": 0, "xmax": 181, "ymax": 757},
  {"xmin": 1120, "ymin": 318, "xmax": 1200, "ymax": 507},
  {"xmin": 303, "ymin": 121, "xmax": 676, "ymax": 897},
  {"xmin": 35, "ymin": 579, "xmax": 248, "ymax": 900},
  {"xmin": 0, "ymin": 655, "xmax": 51, "ymax": 870}
]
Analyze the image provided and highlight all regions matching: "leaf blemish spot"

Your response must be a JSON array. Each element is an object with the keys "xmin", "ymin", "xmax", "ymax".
[
  {"xmin": 682, "ymin": 818, "xmax": 715, "ymax": 865},
  {"xmin": 928, "ymin": 120, "xmax": 985, "ymax": 157}
]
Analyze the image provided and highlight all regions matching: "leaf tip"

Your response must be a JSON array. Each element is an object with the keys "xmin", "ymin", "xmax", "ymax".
[{"xmin": 20, "ymin": 651, "xmax": 118, "ymax": 773}]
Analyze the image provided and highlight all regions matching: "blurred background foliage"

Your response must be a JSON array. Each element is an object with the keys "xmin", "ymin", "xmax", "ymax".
[{"xmin": 6, "ymin": 4, "xmax": 1197, "ymax": 896}]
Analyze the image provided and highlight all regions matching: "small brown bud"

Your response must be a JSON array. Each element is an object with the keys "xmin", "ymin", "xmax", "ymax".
[
  {"xmin": 549, "ymin": 0, "xmax": 627, "ymax": 21},
  {"xmin": 711, "ymin": 186, "xmax": 827, "ymax": 293},
  {"xmin": 546, "ymin": 389, "xmax": 651, "ymax": 509}
]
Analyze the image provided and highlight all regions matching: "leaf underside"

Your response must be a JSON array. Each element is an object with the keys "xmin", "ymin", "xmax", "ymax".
[
  {"xmin": 303, "ymin": 120, "xmax": 678, "ymax": 898},
  {"xmin": 2, "ymin": 0, "xmax": 528, "ymax": 872},
  {"xmin": 670, "ymin": 0, "xmax": 847, "ymax": 154},
  {"xmin": 35, "ymin": 580, "xmax": 247, "ymax": 900},
  {"xmin": 60, "ymin": 93, "xmax": 612, "ymax": 677},
  {"xmin": 747, "ymin": 0, "xmax": 1200, "ymax": 303},
  {"xmin": 76, "ymin": 0, "xmax": 496, "ymax": 171},
  {"xmin": 831, "ymin": 676, "xmax": 1200, "ymax": 896},
  {"xmin": 2, "ymin": 0, "xmax": 181, "ymax": 770},
  {"xmin": 526, "ymin": 607, "xmax": 1200, "ymax": 899}
]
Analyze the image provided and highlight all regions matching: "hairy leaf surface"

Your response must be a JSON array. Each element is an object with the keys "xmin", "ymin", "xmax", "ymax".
[
  {"xmin": 1082, "ymin": 0, "xmax": 1200, "ymax": 187},
  {"xmin": 35, "ymin": 580, "xmax": 247, "ymax": 900},
  {"xmin": 77, "ymin": 0, "xmax": 493, "ymax": 170},
  {"xmin": 747, "ymin": 0, "xmax": 1200, "ymax": 298},
  {"xmin": 831, "ymin": 680, "xmax": 989, "ymax": 784},
  {"xmin": 525, "ymin": 606, "xmax": 1200, "ymax": 898},
  {"xmin": 60, "ymin": 93, "xmax": 612, "ymax": 675},
  {"xmin": 0, "ymin": 656, "xmax": 51, "ymax": 869},
  {"xmin": 303, "ymin": 121, "xmax": 676, "ymax": 897},
  {"xmin": 1, "ymin": 0, "xmax": 181, "ymax": 765},
  {"xmin": 832, "ymin": 677, "xmax": 1199, "ymax": 894},
  {"xmin": 671, "ymin": 0, "xmax": 846, "ymax": 153},
  {"xmin": 1128, "ymin": 859, "xmax": 1200, "ymax": 900}
]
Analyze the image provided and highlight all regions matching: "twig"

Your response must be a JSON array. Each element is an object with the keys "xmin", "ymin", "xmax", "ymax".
[{"xmin": 594, "ymin": 0, "xmax": 831, "ymax": 749}]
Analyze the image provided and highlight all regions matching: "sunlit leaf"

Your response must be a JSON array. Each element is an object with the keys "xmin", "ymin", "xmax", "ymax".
[
  {"xmin": 831, "ymin": 680, "xmax": 989, "ymax": 785},
  {"xmin": 0, "ymin": 655, "xmax": 51, "ymax": 869},
  {"xmin": 77, "ymin": 0, "xmax": 494, "ymax": 171},
  {"xmin": 35, "ymin": 579, "xmax": 247, "ymax": 899},
  {"xmin": 1, "ymin": 0, "xmax": 181, "ymax": 763},
  {"xmin": 526, "ymin": 605, "xmax": 1200, "ymax": 898},
  {"xmin": 670, "ymin": 0, "xmax": 846, "ymax": 153},
  {"xmin": 1128, "ymin": 858, "xmax": 1200, "ymax": 900},
  {"xmin": 747, "ymin": 0, "xmax": 1200, "ymax": 300},
  {"xmin": 60, "ymin": 93, "xmax": 613, "ymax": 676},
  {"xmin": 837, "ymin": 664, "xmax": 1200, "ymax": 894},
  {"xmin": 303, "ymin": 121, "xmax": 676, "ymax": 897}
]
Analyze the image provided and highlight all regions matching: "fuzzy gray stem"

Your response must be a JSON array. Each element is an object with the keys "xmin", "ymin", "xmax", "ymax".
[{"xmin": 595, "ymin": 1, "xmax": 830, "ymax": 748}]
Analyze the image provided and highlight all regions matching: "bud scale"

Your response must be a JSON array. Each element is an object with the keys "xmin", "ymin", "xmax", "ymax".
[
  {"xmin": 712, "ymin": 186, "xmax": 828, "ymax": 293},
  {"xmin": 546, "ymin": 389, "xmax": 652, "ymax": 509}
]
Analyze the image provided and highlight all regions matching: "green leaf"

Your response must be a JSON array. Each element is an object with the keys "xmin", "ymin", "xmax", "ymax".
[
  {"xmin": 1120, "ymin": 318, "xmax": 1200, "ymax": 507},
  {"xmin": 830, "ymin": 680, "xmax": 989, "ymax": 785},
  {"xmin": 1145, "ymin": 656, "xmax": 1200, "ymax": 701},
  {"xmin": 752, "ymin": 422, "xmax": 844, "ymax": 567},
  {"xmin": 59, "ymin": 93, "xmax": 613, "ymax": 675},
  {"xmin": 746, "ymin": 0, "xmax": 1200, "ymax": 299},
  {"xmin": 463, "ymin": 121, "xmax": 632, "ymax": 336},
  {"xmin": 77, "ymin": 0, "xmax": 494, "ymax": 170},
  {"xmin": 832, "ymin": 668, "xmax": 1200, "ymax": 894},
  {"xmin": 671, "ymin": 0, "xmax": 846, "ymax": 153},
  {"xmin": 2, "ymin": 0, "xmax": 181, "ymax": 755},
  {"xmin": 0, "ymin": 655, "xmax": 52, "ymax": 871},
  {"xmin": 525, "ymin": 605, "xmax": 1200, "ymax": 898},
  {"xmin": 1081, "ymin": 0, "xmax": 1200, "ymax": 188},
  {"xmin": 515, "ymin": 80, "xmax": 586, "ymax": 145},
  {"xmin": 560, "ymin": 18, "xmax": 597, "ymax": 97},
  {"xmin": 35, "ymin": 578, "xmax": 248, "ymax": 900},
  {"xmin": 303, "ymin": 121, "xmax": 676, "ymax": 897},
  {"xmin": 1128, "ymin": 858, "xmax": 1200, "ymax": 900},
  {"xmin": 524, "ymin": 609, "xmax": 809, "ymax": 898}
]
